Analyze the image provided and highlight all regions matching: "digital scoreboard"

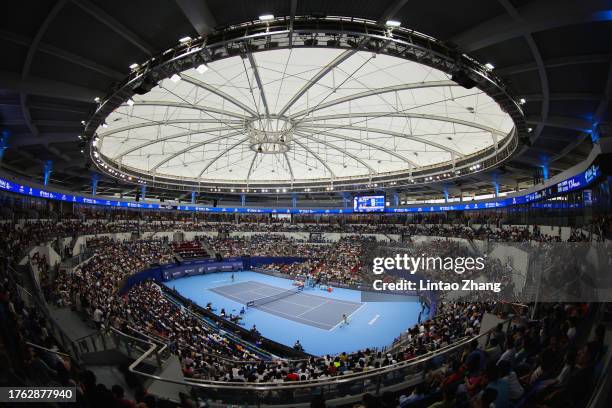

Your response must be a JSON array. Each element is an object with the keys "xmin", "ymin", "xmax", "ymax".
[{"xmin": 353, "ymin": 195, "xmax": 386, "ymax": 212}]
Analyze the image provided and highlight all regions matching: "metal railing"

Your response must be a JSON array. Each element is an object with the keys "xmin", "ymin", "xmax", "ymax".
[
  {"xmin": 125, "ymin": 317, "xmax": 515, "ymax": 405},
  {"xmin": 25, "ymin": 342, "xmax": 71, "ymax": 359},
  {"xmin": 72, "ymin": 326, "xmax": 173, "ymax": 369},
  {"xmin": 5, "ymin": 264, "xmax": 82, "ymax": 362}
]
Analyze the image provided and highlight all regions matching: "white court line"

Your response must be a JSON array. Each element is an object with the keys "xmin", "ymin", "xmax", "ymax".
[
  {"xmin": 329, "ymin": 302, "xmax": 365, "ymax": 332},
  {"xmin": 221, "ymin": 286, "xmax": 307, "ymax": 308},
  {"xmin": 247, "ymin": 290, "xmax": 314, "ymax": 311},
  {"xmin": 368, "ymin": 314, "xmax": 380, "ymax": 325},
  {"xmin": 296, "ymin": 299, "xmax": 330, "ymax": 317},
  {"xmin": 254, "ymin": 304, "xmax": 334, "ymax": 330},
  {"xmin": 212, "ymin": 282, "xmax": 362, "ymax": 330},
  {"xmin": 245, "ymin": 279, "xmax": 362, "ymax": 307},
  {"xmin": 305, "ymin": 291, "xmax": 363, "ymax": 306},
  {"xmin": 212, "ymin": 282, "xmax": 278, "ymax": 299}
]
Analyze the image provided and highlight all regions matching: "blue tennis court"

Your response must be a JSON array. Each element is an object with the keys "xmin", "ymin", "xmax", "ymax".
[
  {"xmin": 210, "ymin": 281, "xmax": 362, "ymax": 330},
  {"xmin": 164, "ymin": 270, "xmax": 423, "ymax": 355}
]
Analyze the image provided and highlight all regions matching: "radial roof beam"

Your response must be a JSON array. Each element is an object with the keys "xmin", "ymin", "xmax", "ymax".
[
  {"xmin": 450, "ymin": 0, "xmax": 612, "ymax": 52},
  {"xmin": 101, "ymin": 120, "xmax": 243, "ymax": 138},
  {"xmin": 45, "ymin": 145, "xmax": 71, "ymax": 162},
  {"xmin": 20, "ymin": 94, "xmax": 39, "ymax": 138},
  {"xmin": 296, "ymin": 128, "xmax": 418, "ymax": 168},
  {"xmin": 283, "ymin": 152, "xmax": 295, "ymax": 181},
  {"xmin": 245, "ymin": 153, "xmax": 258, "ymax": 182},
  {"xmin": 525, "ymin": 115, "xmax": 593, "ymax": 132},
  {"xmin": 20, "ymin": 1, "xmax": 66, "ymax": 141},
  {"xmin": 0, "ymin": 70, "xmax": 103, "ymax": 102},
  {"xmin": 123, "ymin": 101, "xmax": 249, "ymax": 119},
  {"xmin": 22, "ymin": 0, "xmax": 66, "ymax": 79},
  {"xmin": 150, "ymin": 130, "xmax": 244, "ymax": 172},
  {"xmin": 8, "ymin": 133, "xmax": 81, "ymax": 147},
  {"xmin": 593, "ymin": 31, "xmax": 612, "ymax": 125},
  {"xmin": 292, "ymin": 139, "xmax": 336, "ymax": 180},
  {"xmin": 29, "ymin": 102, "xmax": 90, "ymax": 114},
  {"xmin": 112, "ymin": 126, "xmax": 241, "ymax": 160},
  {"xmin": 277, "ymin": 50, "xmax": 357, "ymax": 117},
  {"xmin": 496, "ymin": 54, "xmax": 610, "ymax": 76},
  {"xmin": 71, "ymin": 0, "xmax": 155, "ymax": 55},
  {"xmin": 299, "ymin": 112, "xmax": 506, "ymax": 138},
  {"xmin": 549, "ymin": 132, "xmax": 589, "ymax": 163},
  {"xmin": 179, "ymin": 74, "xmax": 259, "ymax": 116},
  {"xmin": 293, "ymin": 131, "xmax": 376, "ymax": 175},
  {"xmin": 288, "ymin": 80, "xmax": 456, "ymax": 119},
  {"xmin": 301, "ymin": 124, "xmax": 466, "ymax": 157},
  {"xmin": 495, "ymin": 0, "xmax": 549, "ymax": 150},
  {"xmin": 520, "ymin": 93, "xmax": 602, "ymax": 102},
  {"xmin": 175, "ymin": 0, "xmax": 217, "ymax": 36},
  {"xmin": 196, "ymin": 136, "xmax": 250, "ymax": 177},
  {"xmin": 246, "ymin": 53, "xmax": 270, "ymax": 117},
  {"xmin": 0, "ymin": 29, "xmax": 124, "ymax": 80}
]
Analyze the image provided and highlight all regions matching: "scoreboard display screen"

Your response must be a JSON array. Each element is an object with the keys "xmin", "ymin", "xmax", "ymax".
[{"xmin": 353, "ymin": 195, "xmax": 386, "ymax": 212}]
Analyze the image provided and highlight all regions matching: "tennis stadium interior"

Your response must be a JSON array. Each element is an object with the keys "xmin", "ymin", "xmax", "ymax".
[{"xmin": 1, "ymin": 1, "xmax": 612, "ymax": 407}]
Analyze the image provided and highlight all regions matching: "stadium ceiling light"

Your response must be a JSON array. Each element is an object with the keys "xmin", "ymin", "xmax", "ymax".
[
  {"xmin": 519, "ymin": 98, "xmax": 526, "ymax": 104},
  {"xmin": 169, "ymin": 74, "xmax": 181, "ymax": 83},
  {"xmin": 178, "ymin": 36, "xmax": 192, "ymax": 43},
  {"xmin": 126, "ymin": 98, "xmax": 135, "ymax": 106},
  {"xmin": 196, "ymin": 64, "xmax": 208, "ymax": 74},
  {"xmin": 385, "ymin": 20, "xmax": 401, "ymax": 28},
  {"xmin": 484, "ymin": 62, "xmax": 495, "ymax": 70},
  {"xmin": 80, "ymin": 120, "xmax": 86, "ymax": 125},
  {"xmin": 528, "ymin": 127, "xmax": 533, "ymax": 132},
  {"xmin": 94, "ymin": 97, "xmax": 100, "ymax": 103},
  {"xmin": 259, "ymin": 14, "xmax": 274, "ymax": 21},
  {"xmin": 129, "ymin": 63, "xmax": 139, "ymax": 70}
]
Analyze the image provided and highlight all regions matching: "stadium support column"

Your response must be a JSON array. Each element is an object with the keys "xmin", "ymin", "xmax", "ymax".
[
  {"xmin": 92, "ymin": 174, "xmax": 99, "ymax": 196},
  {"xmin": 443, "ymin": 186, "xmax": 449, "ymax": 203},
  {"xmin": 393, "ymin": 192, "xmax": 400, "ymax": 206},
  {"xmin": 191, "ymin": 191, "xmax": 197, "ymax": 204},
  {"xmin": 342, "ymin": 192, "xmax": 350, "ymax": 208},
  {"xmin": 141, "ymin": 185, "xmax": 146, "ymax": 201},
  {"xmin": 240, "ymin": 193, "xmax": 246, "ymax": 207},
  {"xmin": 0, "ymin": 131, "xmax": 8, "ymax": 162},
  {"xmin": 291, "ymin": 193, "xmax": 297, "ymax": 208},
  {"xmin": 43, "ymin": 160, "xmax": 53, "ymax": 186},
  {"xmin": 540, "ymin": 157, "xmax": 549, "ymax": 181},
  {"xmin": 492, "ymin": 176, "xmax": 500, "ymax": 198}
]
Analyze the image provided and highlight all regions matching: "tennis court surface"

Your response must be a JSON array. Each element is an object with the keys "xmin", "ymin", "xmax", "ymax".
[{"xmin": 210, "ymin": 281, "xmax": 363, "ymax": 330}]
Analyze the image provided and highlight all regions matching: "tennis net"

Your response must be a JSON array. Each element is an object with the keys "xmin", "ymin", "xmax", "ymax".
[{"xmin": 246, "ymin": 285, "xmax": 303, "ymax": 308}]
